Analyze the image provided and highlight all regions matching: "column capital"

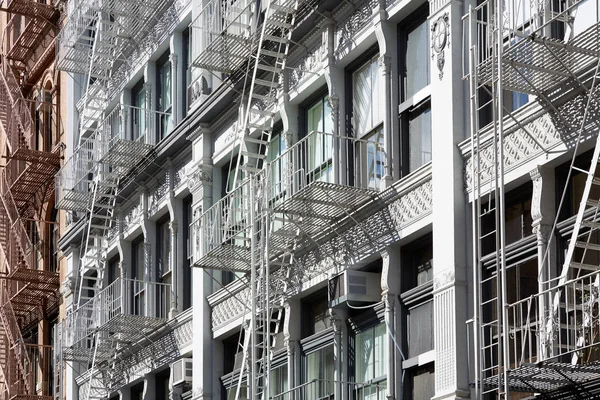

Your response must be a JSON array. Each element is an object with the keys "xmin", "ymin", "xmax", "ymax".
[
  {"xmin": 169, "ymin": 219, "xmax": 178, "ymax": 233},
  {"xmin": 378, "ymin": 54, "xmax": 392, "ymax": 74},
  {"xmin": 169, "ymin": 53, "xmax": 178, "ymax": 68}
]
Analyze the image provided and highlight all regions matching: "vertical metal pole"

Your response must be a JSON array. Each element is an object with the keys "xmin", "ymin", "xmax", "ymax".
[
  {"xmin": 250, "ymin": 181, "xmax": 257, "ymax": 400},
  {"xmin": 468, "ymin": 5, "xmax": 480, "ymax": 399},
  {"xmin": 496, "ymin": 0, "xmax": 510, "ymax": 395},
  {"xmin": 265, "ymin": 176, "xmax": 271, "ymax": 400}
]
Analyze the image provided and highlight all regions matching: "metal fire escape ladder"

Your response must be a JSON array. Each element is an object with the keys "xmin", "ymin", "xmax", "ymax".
[
  {"xmin": 225, "ymin": 2, "xmax": 299, "ymax": 399},
  {"xmin": 0, "ymin": 300, "xmax": 32, "ymax": 395},
  {"xmin": 550, "ymin": 58, "xmax": 600, "ymax": 365},
  {"xmin": 230, "ymin": 0, "xmax": 299, "ymax": 188}
]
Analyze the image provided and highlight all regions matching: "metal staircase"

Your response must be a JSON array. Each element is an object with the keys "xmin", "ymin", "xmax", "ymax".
[{"xmin": 466, "ymin": 0, "xmax": 600, "ymax": 395}]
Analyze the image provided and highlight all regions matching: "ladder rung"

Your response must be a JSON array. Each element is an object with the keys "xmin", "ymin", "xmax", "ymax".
[
  {"xmin": 256, "ymin": 63, "xmax": 283, "ymax": 74},
  {"xmin": 241, "ymin": 151, "xmax": 267, "ymax": 160},
  {"xmin": 575, "ymin": 241, "xmax": 600, "ymax": 251},
  {"xmin": 259, "ymin": 49, "xmax": 285, "ymax": 59},
  {"xmin": 571, "ymin": 262, "xmax": 600, "ymax": 271},
  {"xmin": 264, "ymin": 34, "xmax": 289, "ymax": 45},
  {"xmin": 254, "ymin": 78, "xmax": 279, "ymax": 88},
  {"xmin": 582, "ymin": 220, "xmax": 600, "ymax": 230},
  {"xmin": 271, "ymin": 4, "xmax": 296, "ymax": 13},
  {"xmin": 266, "ymin": 19, "xmax": 293, "ymax": 29},
  {"xmin": 244, "ymin": 137, "xmax": 269, "ymax": 146}
]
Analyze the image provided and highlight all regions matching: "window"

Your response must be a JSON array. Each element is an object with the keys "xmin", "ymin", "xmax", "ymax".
[
  {"xmin": 304, "ymin": 346, "xmax": 334, "ymax": 399},
  {"xmin": 301, "ymin": 289, "xmax": 331, "ymax": 338},
  {"xmin": 306, "ymin": 97, "xmax": 333, "ymax": 183},
  {"xmin": 355, "ymin": 128, "xmax": 385, "ymax": 190},
  {"xmin": 270, "ymin": 364, "xmax": 288, "ymax": 399},
  {"xmin": 183, "ymin": 30, "xmax": 191, "ymax": 114},
  {"xmin": 157, "ymin": 53, "xmax": 172, "ymax": 140},
  {"xmin": 401, "ymin": 235, "xmax": 434, "ymax": 358},
  {"xmin": 132, "ymin": 240, "xmax": 146, "ymax": 316},
  {"xmin": 399, "ymin": 7, "xmax": 432, "ymax": 176},
  {"xmin": 183, "ymin": 196, "xmax": 193, "ymax": 310},
  {"xmin": 404, "ymin": 19, "xmax": 430, "ymax": 100},
  {"xmin": 268, "ymin": 131, "xmax": 286, "ymax": 198},
  {"xmin": 157, "ymin": 220, "xmax": 171, "ymax": 318},
  {"xmin": 408, "ymin": 104, "xmax": 431, "ymax": 172},
  {"xmin": 405, "ymin": 364, "xmax": 435, "ymax": 400},
  {"xmin": 353, "ymin": 55, "xmax": 384, "ymax": 138},
  {"xmin": 132, "ymin": 81, "xmax": 146, "ymax": 141},
  {"xmin": 480, "ymin": 184, "xmax": 533, "ymax": 253},
  {"xmin": 355, "ymin": 323, "xmax": 387, "ymax": 399}
]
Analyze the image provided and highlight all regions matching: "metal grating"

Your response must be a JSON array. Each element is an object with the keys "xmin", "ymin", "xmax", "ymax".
[
  {"xmin": 3, "ymin": 0, "xmax": 57, "ymax": 20},
  {"xmin": 477, "ymin": 22, "xmax": 600, "ymax": 97},
  {"xmin": 6, "ymin": 18, "xmax": 49, "ymax": 63}
]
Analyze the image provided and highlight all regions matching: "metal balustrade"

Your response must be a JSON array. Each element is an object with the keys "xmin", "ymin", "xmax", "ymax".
[
  {"xmin": 56, "ymin": 104, "xmax": 169, "ymax": 211},
  {"xmin": 191, "ymin": 131, "xmax": 387, "ymax": 271},
  {"xmin": 270, "ymin": 379, "xmax": 387, "ymax": 400},
  {"xmin": 191, "ymin": 0, "xmax": 254, "ymax": 73},
  {"xmin": 62, "ymin": 278, "xmax": 171, "ymax": 362}
]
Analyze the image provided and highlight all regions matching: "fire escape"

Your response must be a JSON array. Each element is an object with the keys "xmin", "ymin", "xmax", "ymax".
[
  {"xmin": 54, "ymin": 0, "xmax": 173, "ymax": 399},
  {"xmin": 0, "ymin": 1, "xmax": 62, "ymax": 400},
  {"xmin": 466, "ymin": 0, "xmax": 600, "ymax": 397},
  {"xmin": 190, "ymin": 1, "xmax": 388, "ymax": 399}
]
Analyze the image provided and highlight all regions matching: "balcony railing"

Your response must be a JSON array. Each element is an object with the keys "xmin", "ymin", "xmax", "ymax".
[
  {"xmin": 191, "ymin": 0, "xmax": 254, "ymax": 73},
  {"xmin": 56, "ymin": 104, "xmax": 169, "ymax": 211},
  {"xmin": 63, "ymin": 278, "xmax": 171, "ymax": 357},
  {"xmin": 505, "ymin": 269, "xmax": 600, "ymax": 371},
  {"xmin": 270, "ymin": 379, "xmax": 387, "ymax": 400},
  {"xmin": 192, "ymin": 131, "xmax": 387, "ymax": 264}
]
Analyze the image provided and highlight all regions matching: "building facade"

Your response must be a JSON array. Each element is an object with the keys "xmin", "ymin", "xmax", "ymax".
[
  {"xmin": 44, "ymin": 0, "xmax": 600, "ymax": 399},
  {"xmin": 0, "ymin": 1, "xmax": 64, "ymax": 400}
]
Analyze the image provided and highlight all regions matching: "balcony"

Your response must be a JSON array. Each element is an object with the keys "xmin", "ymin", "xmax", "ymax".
[
  {"xmin": 55, "ymin": 104, "xmax": 166, "ymax": 211},
  {"xmin": 56, "ymin": 0, "xmax": 166, "ymax": 75},
  {"xmin": 190, "ymin": 0, "xmax": 254, "ymax": 74},
  {"xmin": 3, "ymin": 0, "xmax": 57, "ymax": 20},
  {"xmin": 192, "ymin": 130, "xmax": 386, "ymax": 273},
  {"xmin": 478, "ymin": 269, "xmax": 600, "ymax": 395},
  {"xmin": 61, "ymin": 278, "xmax": 171, "ymax": 363},
  {"xmin": 466, "ymin": 0, "xmax": 600, "ymax": 105}
]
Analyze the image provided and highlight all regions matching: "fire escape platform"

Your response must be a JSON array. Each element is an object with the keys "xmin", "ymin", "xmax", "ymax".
[
  {"xmin": 477, "ymin": 22, "xmax": 600, "ymax": 97},
  {"xmin": 98, "ymin": 139, "xmax": 154, "ymax": 171},
  {"xmin": 6, "ymin": 18, "xmax": 49, "ymax": 63},
  {"xmin": 193, "ymin": 33, "xmax": 252, "ymax": 74},
  {"xmin": 272, "ymin": 181, "xmax": 378, "ymax": 221},
  {"xmin": 483, "ymin": 362, "xmax": 600, "ymax": 398},
  {"xmin": 9, "ymin": 149, "xmax": 61, "ymax": 216},
  {"xmin": 4, "ymin": 0, "xmax": 57, "ymax": 20},
  {"xmin": 193, "ymin": 182, "xmax": 378, "ymax": 272}
]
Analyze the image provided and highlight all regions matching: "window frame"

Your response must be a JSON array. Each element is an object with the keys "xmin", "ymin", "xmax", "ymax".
[
  {"xmin": 156, "ymin": 51, "xmax": 173, "ymax": 141},
  {"xmin": 398, "ymin": 5, "xmax": 432, "ymax": 177},
  {"xmin": 131, "ymin": 80, "xmax": 147, "ymax": 142}
]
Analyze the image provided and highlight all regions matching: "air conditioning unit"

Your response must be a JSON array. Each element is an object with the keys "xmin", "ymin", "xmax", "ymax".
[
  {"xmin": 172, "ymin": 358, "xmax": 193, "ymax": 386},
  {"xmin": 328, "ymin": 270, "xmax": 380, "ymax": 308}
]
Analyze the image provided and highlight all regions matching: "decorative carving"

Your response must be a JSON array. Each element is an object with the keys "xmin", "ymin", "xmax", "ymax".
[
  {"xmin": 335, "ymin": 0, "xmax": 379, "ymax": 56},
  {"xmin": 186, "ymin": 163, "xmax": 213, "ymax": 192},
  {"xmin": 289, "ymin": 41, "xmax": 326, "ymax": 90},
  {"xmin": 434, "ymin": 269, "xmax": 455, "ymax": 290},
  {"xmin": 431, "ymin": 13, "xmax": 449, "ymax": 80},
  {"xmin": 123, "ymin": 202, "xmax": 143, "ymax": 232},
  {"xmin": 464, "ymin": 113, "xmax": 562, "ymax": 192},
  {"xmin": 148, "ymin": 175, "xmax": 170, "ymax": 216},
  {"xmin": 388, "ymin": 179, "xmax": 433, "ymax": 229}
]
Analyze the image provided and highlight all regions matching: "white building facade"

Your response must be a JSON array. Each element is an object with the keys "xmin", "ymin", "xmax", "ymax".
[{"xmin": 54, "ymin": 0, "xmax": 600, "ymax": 399}]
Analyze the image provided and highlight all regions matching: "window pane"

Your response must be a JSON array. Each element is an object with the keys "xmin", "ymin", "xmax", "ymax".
[
  {"xmin": 409, "ymin": 107, "xmax": 432, "ymax": 172},
  {"xmin": 374, "ymin": 323, "xmax": 386, "ymax": 378},
  {"xmin": 354, "ymin": 61, "xmax": 373, "ymax": 136},
  {"xmin": 371, "ymin": 59, "xmax": 384, "ymax": 128},
  {"xmin": 406, "ymin": 21, "xmax": 430, "ymax": 99}
]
